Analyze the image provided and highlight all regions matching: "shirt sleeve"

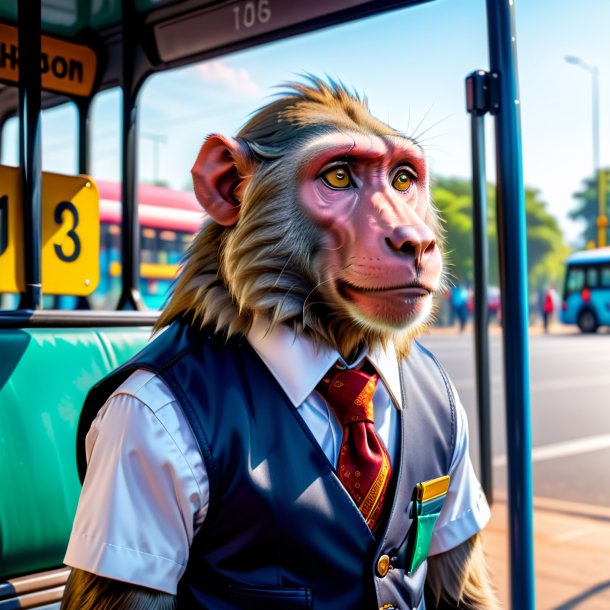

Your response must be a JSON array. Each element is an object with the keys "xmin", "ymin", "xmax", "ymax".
[
  {"xmin": 63, "ymin": 371, "xmax": 208, "ymax": 594},
  {"xmin": 428, "ymin": 382, "xmax": 491, "ymax": 556}
]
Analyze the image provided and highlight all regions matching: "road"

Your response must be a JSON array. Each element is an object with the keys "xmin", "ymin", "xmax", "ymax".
[{"xmin": 419, "ymin": 325, "xmax": 610, "ymax": 508}]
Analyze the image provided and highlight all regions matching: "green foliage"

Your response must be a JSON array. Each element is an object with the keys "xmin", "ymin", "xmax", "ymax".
[
  {"xmin": 432, "ymin": 177, "xmax": 569, "ymax": 291},
  {"xmin": 523, "ymin": 187, "xmax": 571, "ymax": 289},
  {"xmin": 570, "ymin": 173, "xmax": 601, "ymax": 247}
]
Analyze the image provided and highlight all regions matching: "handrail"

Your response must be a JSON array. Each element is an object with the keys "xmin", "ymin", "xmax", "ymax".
[{"xmin": 0, "ymin": 309, "xmax": 158, "ymax": 328}]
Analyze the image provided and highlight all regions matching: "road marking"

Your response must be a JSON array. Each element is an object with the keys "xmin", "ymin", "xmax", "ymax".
[
  {"xmin": 493, "ymin": 434, "xmax": 610, "ymax": 467},
  {"xmin": 451, "ymin": 375, "xmax": 609, "ymax": 392}
]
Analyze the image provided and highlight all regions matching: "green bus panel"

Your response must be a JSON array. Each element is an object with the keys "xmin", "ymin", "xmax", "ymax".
[{"xmin": 0, "ymin": 326, "xmax": 151, "ymax": 578}]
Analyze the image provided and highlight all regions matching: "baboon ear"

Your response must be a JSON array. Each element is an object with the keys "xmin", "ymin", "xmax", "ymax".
[{"xmin": 191, "ymin": 134, "xmax": 255, "ymax": 226}]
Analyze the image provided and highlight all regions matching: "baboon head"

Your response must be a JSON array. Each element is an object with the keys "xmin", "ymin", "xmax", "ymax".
[{"xmin": 158, "ymin": 78, "xmax": 444, "ymax": 358}]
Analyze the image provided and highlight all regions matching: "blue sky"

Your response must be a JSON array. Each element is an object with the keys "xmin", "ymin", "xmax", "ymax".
[{"xmin": 5, "ymin": 0, "xmax": 610, "ymax": 245}]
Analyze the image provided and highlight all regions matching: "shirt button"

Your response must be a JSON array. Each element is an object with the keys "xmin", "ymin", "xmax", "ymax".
[{"xmin": 376, "ymin": 554, "xmax": 391, "ymax": 577}]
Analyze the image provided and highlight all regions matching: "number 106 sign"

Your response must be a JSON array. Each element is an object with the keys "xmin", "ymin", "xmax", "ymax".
[{"xmin": 0, "ymin": 166, "xmax": 99, "ymax": 296}]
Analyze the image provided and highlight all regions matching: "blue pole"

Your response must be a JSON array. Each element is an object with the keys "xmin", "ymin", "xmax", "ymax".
[{"xmin": 485, "ymin": 1, "xmax": 535, "ymax": 608}]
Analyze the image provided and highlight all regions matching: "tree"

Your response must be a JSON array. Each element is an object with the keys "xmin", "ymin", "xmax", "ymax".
[
  {"xmin": 432, "ymin": 180, "xmax": 474, "ymax": 284},
  {"xmin": 570, "ymin": 174, "xmax": 597, "ymax": 247},
  {"xmin": 522, "ymin": 187, "xmax": 571, "ymax": 290},
  {"xmin": 432, "ymin": 177, "xmax": 569, "ymax": 293}
]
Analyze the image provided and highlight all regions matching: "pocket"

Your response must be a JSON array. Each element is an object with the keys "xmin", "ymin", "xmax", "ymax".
[
  {"xmin": 404, "ymin": 475, "xmax": 450, "ymax": 575},
  {"xmin": 406, "ymin": 512, "xmax": 441, "ymax": 574},
  {"xmin": 228, "ymin": 585, "xmax": 313, "ymax": 609}
]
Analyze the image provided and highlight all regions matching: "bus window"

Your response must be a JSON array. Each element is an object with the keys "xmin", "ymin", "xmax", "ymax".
[
  {"xmin": 141, "ymin": 227, "xmax": 157, "ymax": 264},
  {"xmin": 87, "ymin": 181, "xmax": 202, "ymax": 310},
  {"xmin": 0, "ymin": 103, "xmax": 78, "ymax": 311},
  {"xmin": 91, "ymin": 89, "xmax": 121, "ymax": 183},
  {"xmin": 1, "ymin": 116, "xmax": 18, "ymax": 167},
  {"xmin": 586, "ymin": 266, "xmax": 599, "ymax": 288},
  {"xmin": 566, "ymin": 267, "xmax": 585, "ymax": 294},
  {"xmin": 1, "ymin": 103, "xmax": 78, "ymax": 174},
  {"xmin": 42, "ymin": 102, "xmax": 78, "ymax": 175},
  {"xmin": 601, "ymin": 266, "xmax": 610, "ymax": 287}
]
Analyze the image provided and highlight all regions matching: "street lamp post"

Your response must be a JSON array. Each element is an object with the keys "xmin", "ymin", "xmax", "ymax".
[{"xmin": 565, "ymin": 55, "xmax": 606, "ymax": 247}]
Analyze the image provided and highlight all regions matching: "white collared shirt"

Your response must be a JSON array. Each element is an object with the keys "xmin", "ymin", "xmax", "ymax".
[{"xmin": 64, "ymin": 320, "xmax": 490, "ymax": 594}]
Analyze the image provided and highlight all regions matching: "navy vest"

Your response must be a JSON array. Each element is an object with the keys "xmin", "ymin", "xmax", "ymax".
[{"xmin": 77, "ymin": 321, "xmax": 456, "ymax": 610}]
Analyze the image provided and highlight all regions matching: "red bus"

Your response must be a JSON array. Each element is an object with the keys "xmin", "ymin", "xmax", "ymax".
[{"xmin": 92, "ymin": 181, "xmax": 205, "ymax": 310}]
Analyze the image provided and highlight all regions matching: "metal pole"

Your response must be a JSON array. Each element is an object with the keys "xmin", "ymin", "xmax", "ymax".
[
  {"xmin": 592, "ymin": 65, "xmax": 600, "ymax": 174},
  {"xmin": 117, "ymin": 1, "xmax": 143, "ymax": 310},
  {"xmin": 466, "ymin": 70, "xmax": 493, "ymax": 503},
  {"xmin": 77, "ymin": 101, "xmax": 91, "ymax": 175},
  {"xmin": 75, "ymin": 101, "xmax": 93, "ymax": 310},
  {"xmin": 18, "ymin": 0, "xmax": 43, "ymax": 310},
  {"xmin": 485, "ymin": 1, "xmax": 535, "ymax": 608},
  {"xmin": 591, "ymin": 68, "xmax": 608, "ymax": 247}
]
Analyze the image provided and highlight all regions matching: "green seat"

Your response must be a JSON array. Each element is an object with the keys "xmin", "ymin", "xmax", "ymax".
[{"xmin": 0, "ymin": 327, "xmax": 151, "ymax": 578}]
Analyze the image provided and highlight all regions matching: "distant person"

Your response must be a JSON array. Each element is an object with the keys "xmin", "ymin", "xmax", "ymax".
[
  {"xmin": 451, "ymin": 284, "xmax": 469, "ymax": 332},
  {"xmin": 542, "ymin": 285, "xmax": 557, "ymax": 333}
]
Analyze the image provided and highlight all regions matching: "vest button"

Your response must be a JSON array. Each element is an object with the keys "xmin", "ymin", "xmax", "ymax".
[{"xmin": 376, "ymin": 554, "xmax": 391, "ymax": 577}]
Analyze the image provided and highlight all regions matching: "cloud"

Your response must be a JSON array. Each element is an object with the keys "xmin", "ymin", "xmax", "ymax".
[{"xmin": 196, "ymin": 61, "xmax": 263, "ymax": 98}]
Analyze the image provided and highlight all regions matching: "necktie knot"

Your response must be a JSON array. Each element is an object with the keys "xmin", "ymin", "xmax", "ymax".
[{"xmin": 323, "ymin": 369, "xmax": 378, "ymax": 425}]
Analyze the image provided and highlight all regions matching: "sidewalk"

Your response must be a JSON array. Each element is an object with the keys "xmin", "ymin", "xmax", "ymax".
[
  {"xmin": 483, "ymin": 494, "xmax": 610, "ymax": 609},
  {"xmin": 424, "ymin": 321, "xmax": 577, "ymax": 337}
]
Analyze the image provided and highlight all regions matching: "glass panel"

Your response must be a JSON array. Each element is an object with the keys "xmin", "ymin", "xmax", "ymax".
[
  {"xmin": 41, "ymin": 102, "xmax": 77, "ymax": 174},
  {"xmin": 586, "ymin": 266, "xmax": 599, "ymax": 288},
  {"xmin": 1, "ymin": 116, "xmax": 18, "ymax": 168},
  {"xmin": 0, "ymin": 103, "xmax": 77, "ymax": 309},
  {"xmin": 91, "ymin": 89, "xmax": 121, "ymax": 183},
  {"xmin": 601, "ymin": 265, "xmax": 610, "ymax": 288},
  {"xmin": 0, "ymin": 103, "xmax": 77, "ymax": 173},
  {"xmin": 567, "ymin": 268, "xmax": 585, "ymax": 293}
]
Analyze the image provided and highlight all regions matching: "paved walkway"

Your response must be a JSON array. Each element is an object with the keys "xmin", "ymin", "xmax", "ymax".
[
  {"xmin": 427, "ymin": 322, "xmax": 610, "ymax": 608},
  {"xmin": 483, "ymin": 494, "xmax": 610, "ymax": 609}
]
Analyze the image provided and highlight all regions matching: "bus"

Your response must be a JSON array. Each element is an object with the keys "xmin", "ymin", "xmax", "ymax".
[
  {"xmin": 560, "ymin": 247, "xmax": 610, "ymax": 333},
  {"xmin": 95, "ymin": 181, "xmax": 204, "ymax": 309}
]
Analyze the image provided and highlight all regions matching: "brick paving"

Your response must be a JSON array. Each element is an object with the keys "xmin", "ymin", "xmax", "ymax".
[
  {"xmin": 426, "ymin": 322, "xmax": 610, "ymax": 608},
  {"xmin": 483, "ymin": 495, "xmax": 610, "ymax": 609}
]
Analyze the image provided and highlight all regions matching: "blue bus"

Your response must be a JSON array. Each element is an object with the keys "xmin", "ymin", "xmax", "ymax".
[{"xmin": 560, "ymin": 247, "xmax": 610, "ymax": 333}]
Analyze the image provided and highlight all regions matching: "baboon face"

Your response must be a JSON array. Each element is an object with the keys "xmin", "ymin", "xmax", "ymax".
[
  {"xmin": 297, "ymin": 130, "xmax": 441, "ymax": 333},
  {"xmin": 162, "ymin": 79, "xmax": 444, "ymax": 355}
]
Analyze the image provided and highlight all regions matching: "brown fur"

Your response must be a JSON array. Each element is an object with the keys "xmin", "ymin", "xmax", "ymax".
[
  {"xmin": 61, "ymin": 568, "xmax": 176, "ymax": 610},
  {"xmin": 156, "ymin": 78, "xmax": 446, "ymax": 359},
  {"xmin": 426, "ymin": 533, "xmax": 502, "ymax": 609}
]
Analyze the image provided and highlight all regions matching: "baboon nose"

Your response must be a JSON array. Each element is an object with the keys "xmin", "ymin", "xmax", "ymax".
[{"xmin": 386, "ymin": 225, "xmax": 436, "ymax": 266}]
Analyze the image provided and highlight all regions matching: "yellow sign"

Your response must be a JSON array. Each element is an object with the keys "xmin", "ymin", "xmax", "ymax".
[
  {"xmin": 0, "ymin": 166, "xmax": 99, "ymax": 296},
  {"xmin": 0, "ymin": 24, "xmax": 97, "ymax": 97}
]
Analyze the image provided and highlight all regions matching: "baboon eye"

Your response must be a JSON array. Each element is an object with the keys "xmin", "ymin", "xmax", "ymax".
[
  {"xmin": 392, "ymin": 169, "xmax": 414, "ymax": 192},
  {"xmin": 320, "ymin": 165, "xmax": 353, "ymax": 189}
]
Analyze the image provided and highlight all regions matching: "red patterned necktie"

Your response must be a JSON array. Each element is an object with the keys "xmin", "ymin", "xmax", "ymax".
[{"xmin": 317, "ymin": 365, "xmax": 392, "ymax": 531}]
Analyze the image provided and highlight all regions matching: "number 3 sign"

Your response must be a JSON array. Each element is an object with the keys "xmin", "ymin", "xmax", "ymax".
[{"xmin": 0, "ymin": 166, "xmax": 99, "ymax": 296}]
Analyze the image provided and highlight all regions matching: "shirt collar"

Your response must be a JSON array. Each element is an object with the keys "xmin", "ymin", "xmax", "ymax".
[{"xmin": 246, "ymin": 317, "xmax": 402, "ymax": 409}]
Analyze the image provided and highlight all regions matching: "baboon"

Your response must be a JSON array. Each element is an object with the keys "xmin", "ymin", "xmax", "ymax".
[{"xmin": 63, "ymin": 78, "xmax": 499, "ymax": 610}]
